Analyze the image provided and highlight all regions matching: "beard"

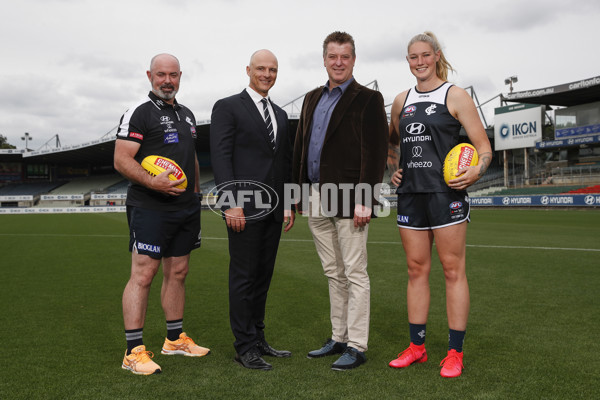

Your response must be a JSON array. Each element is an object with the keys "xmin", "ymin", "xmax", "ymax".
[{"xmin": 154, "ymin": 84, "xmax": 178, "ymax": 101}]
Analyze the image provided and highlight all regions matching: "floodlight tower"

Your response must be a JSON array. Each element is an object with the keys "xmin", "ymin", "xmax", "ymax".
[
  {"xmin": 21, "ymin": 132, "xmax": 33, "ymax": 150},
  {"xmin": 502, "ymin": 76, "xmax": 518, "ymax": 187},
  {"xmin": 504, "ymin": 76, "xmax": 518, "ymax": 93}
]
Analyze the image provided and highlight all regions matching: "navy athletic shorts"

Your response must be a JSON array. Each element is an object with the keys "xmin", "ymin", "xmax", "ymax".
[
  {"xmin": 396, "ymin": 192, "xmax": 470, "ymax": 230},
  {"xmin": 126, "ymin": 201, "xmax": 201, "ymax": 259}
]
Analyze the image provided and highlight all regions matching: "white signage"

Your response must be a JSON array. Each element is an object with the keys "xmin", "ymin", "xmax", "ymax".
[
  {"xmin": 0, "ymin": 195, "xmax": 33, "ymax": 201},
  {"xmin": 494, "ymin": 103, "xmax": 544, "ymax": 151},
  {"xmin": 91, "ymin": 193, "xmax": 127, "ymax": 200},
  {"xmin": 41, "ymin": 194, "xmax": 85, "ymax": 200}
]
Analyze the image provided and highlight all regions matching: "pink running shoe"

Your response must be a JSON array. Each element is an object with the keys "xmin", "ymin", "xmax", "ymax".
[
  {"xmin": 389, "ymin": 343, "xmax": 427, "ymax": 368},
  {"xmin": 440, "ymin": 349, "xmax": 464, "ymax": 378}
]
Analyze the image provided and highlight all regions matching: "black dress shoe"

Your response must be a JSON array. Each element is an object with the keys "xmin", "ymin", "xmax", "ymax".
[
  {"xmin": 235, "ymin": 348, "xmax": 272, "ymax": 370},
  {"xmin": 256, "ymin": 340, "xmax": 292, "ymax": 358}
]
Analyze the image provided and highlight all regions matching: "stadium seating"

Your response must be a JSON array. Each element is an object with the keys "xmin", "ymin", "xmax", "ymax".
[
  {"xmin": 0, "ymin": 181, "xmax": 64, "ymax": 196},
  {"xmin": 47, "ymin": 175, "xmax": 123, "ymax": 195},
  {"xmin": 106, "ymin": 180, "xmax": 129, "ymax": 194},
  {"xmin": 35, "ymin": 174, "xmax": 125, "ymax": 207},
  {"xmin": 488, "ymin": 185, "xmax": 586, "ymax": 196},
  {"xmin": 564, "ymin": 184, "xmax": 600, "ymax": 194}
]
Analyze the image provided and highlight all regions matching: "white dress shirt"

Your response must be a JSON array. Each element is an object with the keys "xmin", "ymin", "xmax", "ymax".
[{"xmin": 246, "ymin": 87, "xmax": 278, "ymax": 140}]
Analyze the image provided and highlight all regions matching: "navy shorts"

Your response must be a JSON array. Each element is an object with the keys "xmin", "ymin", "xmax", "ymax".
[
  {"xmin": 127, "ymin": 202, "xmax": 201, "ymax": 259},
  {"xmin": 396, "ymin": 192, "xmax": 470, "ymax": 230}
]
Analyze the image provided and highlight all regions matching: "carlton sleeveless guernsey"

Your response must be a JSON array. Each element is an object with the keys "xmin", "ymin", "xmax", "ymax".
[{"xmin": 396, "ymin": 82, "xmax": 462, "ymax": 194}]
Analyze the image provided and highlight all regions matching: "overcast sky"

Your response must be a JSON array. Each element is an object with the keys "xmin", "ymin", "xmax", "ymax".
[{"xmin": 2, "ymin": 0, "xmax": 599, "ymax": 149}]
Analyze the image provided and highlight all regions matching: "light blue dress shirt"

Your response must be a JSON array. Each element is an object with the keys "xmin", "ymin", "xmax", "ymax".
[{"xmin": 307, "ymin": 77, "xmax": 354, "ymax": 183}]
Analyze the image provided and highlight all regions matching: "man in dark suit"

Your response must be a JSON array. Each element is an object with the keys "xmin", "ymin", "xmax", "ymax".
[
  {"xmin": 210, "ymin": 49, "xmax": 294, "ymax": 371},
  {"xmin": 292, "ymin": 32, "xmax": 388, "ymax": 371}
]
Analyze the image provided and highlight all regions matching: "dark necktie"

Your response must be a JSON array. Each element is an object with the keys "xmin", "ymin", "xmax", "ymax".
[{"xmin": 261, "ymin": 98, "xmax": 275, "ymax": 150}]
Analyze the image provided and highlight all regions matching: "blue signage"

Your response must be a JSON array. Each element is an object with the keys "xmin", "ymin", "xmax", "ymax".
[
  {"xmin": 470, "ymin": 194, "xmax": 600, "ymax": 207},
  {"xmin": 556, "ymin": 123, "xmax": 600, "ymax": 138},
  {"xmin": 536, "ymin": 134, "xmax": 600, "ymax": 149}
]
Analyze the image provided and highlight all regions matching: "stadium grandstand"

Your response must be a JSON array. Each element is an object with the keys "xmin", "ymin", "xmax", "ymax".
[{"xmin": 1, "ymin": 77, "xmax": 600, "ymax": 213}]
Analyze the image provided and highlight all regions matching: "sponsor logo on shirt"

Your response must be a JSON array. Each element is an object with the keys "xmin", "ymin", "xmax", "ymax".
[
  {"xmin": 129, "ymin": 132, "xmax": 144, "ymax": 140},
  {"xmin": 406, "ymin": 122, "xmax": 426, "ymax": 135},
  {"xmin": 406, "ymin": 160, "xmax": 433, "ymax": 169},
  {"xmin": 403, "ymin": 135, "xmax": 432, "ymax": 143},
  {"xmin": 164, "ymin": 132, "xmax": 179, "ymax": 144},
  {"xmin": 402, "ymin": 105, "xmax": 417, "ymax": 119},
  {"xmin": 160, "ymin": 115, "xmax": 173, "ymax": 130},
  {"xmin": 411, "ymin": 146, "xmax": 423, "ymax": 158},
  {"xmin": 402, "ymin": 122, "xmax": 431, "ymax": 144}
]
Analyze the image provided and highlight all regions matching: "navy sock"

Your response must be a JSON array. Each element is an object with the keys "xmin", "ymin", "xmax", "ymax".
[
  {"xmin": 409, "ymin": 323, "xmax": 426, "ymax": 346},
  {"xmin": 166, "ymin": 319, "xmax": 183, "ymax": 341},
  {"xmin": 125, "ymin": 328, "xmax": 144, "ymax": 355},
  {"xmin": 448, "ymin": 329, "xmax": 466, "ymax": 352}
]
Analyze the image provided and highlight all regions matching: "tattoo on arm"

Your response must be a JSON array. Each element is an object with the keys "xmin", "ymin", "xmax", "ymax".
[
  {"xmin": 387, "ymin": 144, "xmax": 400, "ymax": 175},
  {"xmin": 478, "ymin": 152, "xmax": 492, "ymax": 178}
]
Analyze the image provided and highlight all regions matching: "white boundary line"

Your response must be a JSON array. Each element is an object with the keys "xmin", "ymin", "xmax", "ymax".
[{"xmin": 1, "ymin": 233, "xmax": 598, "ymax": 252}]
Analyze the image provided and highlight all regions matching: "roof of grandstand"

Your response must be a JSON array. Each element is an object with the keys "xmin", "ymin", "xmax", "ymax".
[
  {"xmin": 18, "ymin": 136, "xmax": 117, "ymax": 166},
  {"xmin": 503, "ymin": 75, "xmax": 600, "ymax": 107},
  {"xmin": 2, "ymin": 76, "xmax": 598, "ymax": 168}
]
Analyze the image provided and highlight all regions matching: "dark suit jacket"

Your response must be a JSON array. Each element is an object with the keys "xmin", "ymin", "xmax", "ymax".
[
  {"xmin": 292, "ymin": 80, "xmax": 388, "ymax": 218},
  {"xmin": 210, "ymin": 89, "xmax": 292, "ymax": 223}
]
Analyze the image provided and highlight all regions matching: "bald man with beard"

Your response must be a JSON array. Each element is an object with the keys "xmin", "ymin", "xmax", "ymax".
[
  {"xmin": 115, "ymin": 54, "xmax": 209, "ymax": 375},
  {"xmin": 210, "ymin": 49, "xmax": 295, "ymax": 370}
]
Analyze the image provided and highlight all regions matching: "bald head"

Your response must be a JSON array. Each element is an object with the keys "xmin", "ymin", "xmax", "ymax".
[
  {"xmin": 249, "ymin": 49, "xmax": 278, "ymax": 67},
  {"xmin": 149, "ymin": 53, "xmax": 180, "ymax": 72},
  {"xmin": 247, "ymin": 49, "xmax": 278, "ymax": 97}
]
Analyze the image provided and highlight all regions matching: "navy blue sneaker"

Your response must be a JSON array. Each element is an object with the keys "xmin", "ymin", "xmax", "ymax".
[
  {"xmin": 307, "ymin": 338, "xmax": 347, "ymax": 359},
  {"xmin": 331, "ymin": 347, "xmax": 366, "ymax": 371}
]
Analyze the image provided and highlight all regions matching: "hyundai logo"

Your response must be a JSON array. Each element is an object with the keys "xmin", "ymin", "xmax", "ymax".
[
  {"xmin": 585, "ymin": 195, "xmax": 595, "ymax": 205},
  {"xmin": 160, "ymin": 116, "xmax": 171, "ymax": 122},
  {"xmin": 406, "ymin": 123, "xmax": 426, "ymax": 135}
]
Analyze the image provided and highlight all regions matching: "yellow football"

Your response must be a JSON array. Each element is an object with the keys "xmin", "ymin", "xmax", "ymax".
[
  {"xmin": 443, "ymin": 143, "xmax": 478, "ymax": 185},
  {"xmin": 140, "ymin": 155, "xmax": 187, "ymax": 189}
]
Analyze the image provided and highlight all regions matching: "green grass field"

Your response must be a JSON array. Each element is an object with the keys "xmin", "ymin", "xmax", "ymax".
[{"xmin": 1, "ymin": 209, "xmax": 599, "ymax": 399}]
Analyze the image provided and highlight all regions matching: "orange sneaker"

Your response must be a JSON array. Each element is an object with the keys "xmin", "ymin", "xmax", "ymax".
[
  {"xmin": 161, "ymin": 332, "xmax": 210, "ymax": 357},
  {"xmin": 440, "ymin": 349, "xmax": 464, "ymax": 378},
  {"xmin": 122, "ymin": 345, "xmax": 162, "ymax": 375},
  {"xmin": 389, "ymin": 343, "xmax": 427, "ymax": 368}
]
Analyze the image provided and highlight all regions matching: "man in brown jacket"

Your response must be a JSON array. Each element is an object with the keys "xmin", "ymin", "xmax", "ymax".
[{"xmin": 292, "ymin": 31, "xmax": 388, "ymax": 371}]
